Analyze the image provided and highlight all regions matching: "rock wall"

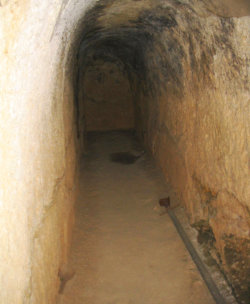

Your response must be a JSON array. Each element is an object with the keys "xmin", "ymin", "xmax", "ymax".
[
  {"xmin": 0, "ymin": 0, "xmax": 97, "ymax": 303},
  {"xmin": 135, "ymin": 5, "xmax": 250, "ymax": 304}
]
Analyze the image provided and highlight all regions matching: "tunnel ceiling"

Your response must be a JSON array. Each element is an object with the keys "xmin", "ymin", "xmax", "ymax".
[
  {"xmin": 78, "ymin": 0, "xmax": 194, "ymax": 97},
  {"xmin": 77, "ymin": 0, "xmax": 250, "ymax": 98}
]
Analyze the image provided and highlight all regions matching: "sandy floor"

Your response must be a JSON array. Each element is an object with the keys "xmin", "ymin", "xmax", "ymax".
[{"xmin": 58, "ymin": 131, "xmax": 215, "ymax": 304}]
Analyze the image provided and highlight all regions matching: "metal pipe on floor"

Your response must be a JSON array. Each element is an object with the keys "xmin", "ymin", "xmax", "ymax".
[{"xmin": 167, "ymin": 209, "xmax": 227, "ymax": 304}]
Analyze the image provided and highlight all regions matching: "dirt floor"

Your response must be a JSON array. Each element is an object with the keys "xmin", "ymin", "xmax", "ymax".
[{"xmin": 58, "ymin": 131, "xmax": 216, "ymax": 304}]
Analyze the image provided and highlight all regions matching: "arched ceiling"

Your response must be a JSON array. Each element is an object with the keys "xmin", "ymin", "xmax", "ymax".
[{"xmin": 76, "ymin": 0, "xmax": 249, "ymax": 98}]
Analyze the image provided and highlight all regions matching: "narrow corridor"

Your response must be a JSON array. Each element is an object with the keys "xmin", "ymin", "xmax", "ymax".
[
  {"xmin": 58, "ymin": 131, "xmax": 215, "ymax": 304},
  {"xmin": 1, "ymin": 2, "xmax": 249, "ymax": 303}
]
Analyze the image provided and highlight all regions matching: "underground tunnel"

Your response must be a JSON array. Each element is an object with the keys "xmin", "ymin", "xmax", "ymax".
[{"xmin": 0, "ymin": 0, "xmax": 249, "ymax": 303}]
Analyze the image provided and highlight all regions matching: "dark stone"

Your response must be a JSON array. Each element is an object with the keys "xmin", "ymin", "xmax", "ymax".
[{"xmin": 223, "ymin": 236, "xmax": 250, "ymax": 304}]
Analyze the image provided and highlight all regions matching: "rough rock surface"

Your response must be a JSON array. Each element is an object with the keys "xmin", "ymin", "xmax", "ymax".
[
  {"xmin": 0, "ymin": 0, "xmax": 97, "ymax": 303},
  {"xmin": 0, "ymin": 0, "xmax": 249, "ymax": 303}
]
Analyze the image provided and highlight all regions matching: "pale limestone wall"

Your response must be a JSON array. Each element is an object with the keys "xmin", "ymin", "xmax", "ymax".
[{"xmin": 0, "ymin": 0, "xmax": 96, "ymax": 303}]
